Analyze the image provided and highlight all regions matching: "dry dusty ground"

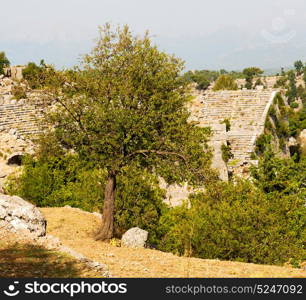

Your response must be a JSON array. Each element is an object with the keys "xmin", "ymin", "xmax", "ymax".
[
  {"xmin": 40, "ymin": 207, "xmax": 306, "ymax": 278},
  {"xmin": 0, "ymin": 228, "xmax": 102, "ymax": 278}
]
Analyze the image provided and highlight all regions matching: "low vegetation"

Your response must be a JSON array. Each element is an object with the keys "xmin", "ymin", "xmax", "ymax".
[
  {"xmin": 213, "ymin": 74, "xmax": 238, "ymax": 91},
  {"xmin": 2, "ymin": 29, "xmax": 306, "ymax": 269},
  {"xmin": 0, "ymin": 51, "xmax": 10, "ymax": 75},
  {"xmin": 182, "ymin": 69, "xmax": 243, "ymax": 91}
]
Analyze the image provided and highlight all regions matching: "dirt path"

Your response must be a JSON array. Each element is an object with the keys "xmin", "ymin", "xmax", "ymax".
[{"xmin": 40, "ymin": 207, "xmax": 306, "ymax": 278}]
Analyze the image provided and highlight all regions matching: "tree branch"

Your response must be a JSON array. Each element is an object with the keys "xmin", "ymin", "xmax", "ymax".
[{"xmin": 126, "ymin": 149, "xmax": 186, "ymax": 161}]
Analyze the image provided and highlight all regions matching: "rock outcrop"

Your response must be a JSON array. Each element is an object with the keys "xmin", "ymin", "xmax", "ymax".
[
  {"xmin": 0, "ymin": 194, "xmax": 46, "ymax": 236},
  {"xmin": 121, "ymin": 227, "xmax": 148, "ymax": 248}
]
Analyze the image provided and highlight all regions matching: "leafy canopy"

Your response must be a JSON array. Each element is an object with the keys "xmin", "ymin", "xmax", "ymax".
[
  {"xmin": 243, "ymin": 67, "xmax": 263, "ymax": 89},
  {"xmin": 44, "ymin": 24, "xmax": 214, "ymax": 185}
]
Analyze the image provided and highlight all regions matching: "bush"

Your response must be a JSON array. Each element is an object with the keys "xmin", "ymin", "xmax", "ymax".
[
  {"xmin": 255, "ymin": 134, "xmax": 272, "ymax": 155},
  {"xmin": 11, "ymin": 85, "xmax": 27, "ymax": 100},
  {"xmin": 290, "ymin": 102, "xmax": 299, "ymax": 109},
  {"xmin": 157, "ymin": 180, "xmax": 306, "ymax": 265},
  {"xmin": 182, "ymin": 70, "xmax": 213, "ymax": 91},
  {"xmin": 222, "ymin": 118, "xmax": 231, "ymax": 132},
  {"xmin": 213, "ymin": 75, "xmax": 238, "ymax": 91},
  {"xmin": 22, "ymin": 60, "xmax": 54, "ymax": 89},
  {"xmin": 0, "ymin": 51, "xmax": 10, "ymax": 75},
  {"xmin": 221, "ymin": 143, "xmax": 233, "ymax": 162},
  {"xmin": 5, "ymin": 154, "xmax": 166, "ymax": 244}
]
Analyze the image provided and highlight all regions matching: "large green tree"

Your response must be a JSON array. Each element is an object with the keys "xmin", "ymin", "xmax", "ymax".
[
  {"xmin": 0, "ymin": 51, "xmax": 10, "ymax": 75},
  {"xmin": 43, "ymin": 24, "xmax": 214, "ymax": 240}
]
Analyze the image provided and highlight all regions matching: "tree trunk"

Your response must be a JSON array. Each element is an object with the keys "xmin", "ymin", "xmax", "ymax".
[{"xmin": 95, "ymin": 172, "xmax": 116, "ymax": 240}]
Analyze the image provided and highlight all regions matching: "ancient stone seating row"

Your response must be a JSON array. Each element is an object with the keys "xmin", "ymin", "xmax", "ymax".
[
  {"xmin": 0, "ymin": 103, "xmax": 43, "ymax": 136},
  {"xmin": 193, "ymin": 90, "xmax": 276, "ymax": 166}
]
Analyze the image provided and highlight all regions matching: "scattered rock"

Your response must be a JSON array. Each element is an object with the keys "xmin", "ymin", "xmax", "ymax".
[
  {"xmin": 121, "ymin": 227, "xmax": 148, "ymax": 248},
  {"xmin": 299, "ymin": 129, "xmax": 306, "ymax": 149},
  {"xmin": 58, "ymin": 245, "xmax": 111, "ymax": 277},
  {"xmin": 37, "ymin": 234, "xmax": 62, "ymax": 249},
  {"xmin": 0, "ymin": 194, "xmax": 46, "ymax": 237}
]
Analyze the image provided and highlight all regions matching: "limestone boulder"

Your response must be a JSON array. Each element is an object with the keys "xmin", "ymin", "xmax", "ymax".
[
  {"xmin": 299, "ymin": 129, "xmax": 306, "ymax": 148},
  {"xmin": 0, "ymin": 194, "xmax": 46, "ymax": 236},
  {"xmin": 121, "ymin": 227, "xmax": 148, "ymax": 248}
]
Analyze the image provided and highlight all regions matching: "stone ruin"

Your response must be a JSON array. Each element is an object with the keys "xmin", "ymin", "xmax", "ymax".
[
  {"xmin": 0, "ymin": 68, "xmax": 282, "ymax": 204},
  {"xmin": 189, "ymin": 89, "xmax": 278, "ymax": 180},
  {"xmin": 3, "ymin": 66, "xmax": 25, "ymax": 81},
  {"xmin": 0, "ymin": 74, "xmax": 43, "ymax": 190}
]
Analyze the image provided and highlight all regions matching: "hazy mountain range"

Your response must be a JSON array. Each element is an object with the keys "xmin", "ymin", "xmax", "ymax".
[{"xmin": 2, "ymin": 26, "xmax": 306, "ymax": 73}]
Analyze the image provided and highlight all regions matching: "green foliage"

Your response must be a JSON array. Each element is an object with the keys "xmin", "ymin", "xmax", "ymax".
[
  {"xmin": 158, "ymin": 180, "xmax": 306, "ymax": 265},
  {"xmin": 286, "ymin": 70, "xmax": 297, "ymax": 103},
  {"xmin": 182, "ymin": 70, "xmax": 218, "ymax": 90},
  {"xmin": 273, "ymin": 76, "xmax": 287, "ymax": 88},
  {"xmin": 275, "ymin": 92, "xmax": 285, "ymax": 107},
  {"xmin": 0, "ymin": 51, "xmax": 10, "ymax": 75},
  {"xmin": 221, "ymin": 143, "xmax": 233, "ymax": 163},
  {"xmin": 5, "ymin": 154, "xmax": 167, "ymax": 244},
  {"xmin": 264, "ymin": 93, "xmax": 291, "ymax": 148},
  {"xmin": 182, "ymin": 69, "xmax": 243, "ymax": 91},
  {"xmin": 221, "ymin": 118, "xmax": 231, "ymax": 132},
  {"xmin": 11, "ymin": 85, "xmax": 27, "ymax": 100},
  {"xmin": 243, "ymin": 67, "xmax": 263, "ymax": 89},
  {"xmin": 113, "ymin": 165, "xmax": 167, "ymax": 244},
  {"xmin": 294, "ymin": 60, "xmax": 304, "ymax": 75},
  {"xmin": 290, "ymin": 102, "xmax": 299, "ymax": 109},
  {"xmin": 297, "ymin": 85, "xmax": 305, "ymax": 99},
  {"xmin": 22, "ymin": 60, "xmax": 54, "ymax": 89},
  {"xmin": 268, "ymin": 106, "xmax": 277, "ymax": 120},
  {"xmin": 289, "ymin": 106, "xmax": 306, "ymax": 137},
  {"xmin": 303, "ymin": 66, "xmax": 306, "ymax": 84},
  {"xmin": 251, "ymin": 148, "xmax": 306, "ymax": 195},
  {"xmin": 43, "ymin": 24, "xmax": 213, "ymax": 187},
  {"xmin": 255, "ymin": 134, "xmax": 272, "ymax": 155},
  {"xmin": 212, "ymin": 74, "xmax": 238, "ymax": 91}
]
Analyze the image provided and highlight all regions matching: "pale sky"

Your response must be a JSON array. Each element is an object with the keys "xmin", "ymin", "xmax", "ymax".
[{"xmin": 1, "ymin": 0, "xmax": 306, "ymax": 70}]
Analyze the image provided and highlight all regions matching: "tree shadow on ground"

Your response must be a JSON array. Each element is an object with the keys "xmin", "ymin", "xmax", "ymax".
[{"xmin": 0, "ymin": 243, "xmax": 91, "ymax": 278}]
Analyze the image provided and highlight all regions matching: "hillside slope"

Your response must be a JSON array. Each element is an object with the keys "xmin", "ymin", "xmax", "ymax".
[
  {"xmin": 40, "ymin": 207, "xmax": 306, "ymax": 278},
  {"xmin": 0, "ymin": 228, "xmax": 102, "ymax": 278}
]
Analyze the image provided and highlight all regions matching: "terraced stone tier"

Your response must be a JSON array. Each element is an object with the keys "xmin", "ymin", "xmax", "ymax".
[
  {"xmin": 0, "ymin": 103, "xmax": 43, "ymax": 136},
  {"xmin": 191, "ymin": 89, "xmax": 277, "ymax": 177}
]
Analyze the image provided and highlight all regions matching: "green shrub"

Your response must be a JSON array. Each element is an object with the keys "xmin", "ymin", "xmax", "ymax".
[
  {"xmin": 5, "ymin": 154, "xmax": 166, "ymax": 244},
  {"xmin": 221, "ymin": 118, "xmax": 231, "ymax": 132},
  {"xmin": 288, "ymin": 107, "xmax": 306, "ymax": 137},
  {"xmin": 0, "ymin": 51, "xmax": 10, "ymax": 75},
  {"xmin": 221, "ymin": 143, "xmax": 233, "ymax": 162},
  {"xmin": 250, "ymin": 152, "xmax": 257, "ymax": 160},
  {"xmin": 11, "ymin": 85, "xmax": 27, "ymax": 100},
  {"xmin": 273, "ymin": 76, "xmax": 287, "ymax": 88},
  {"xmin": 182, "ymin": 70, "xmax": 214, "ymax": 90},
  {"xmin": 290, "ymin": 102, "xmax": 299, "ymax": 109},
  {"xmin": 213, "ymin": 75, "xmax": 238, "ymax": 91},
  {"xmin": 255, "ymin": 134, "xmax": 272, "ymax": 155},
  {"xmin": 157, "ymin": 180, "xmax": 306, "ymax": 265},
  {"xmin": 22, "ymin": 60, "xmax": 54, "ymax": 89}
]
